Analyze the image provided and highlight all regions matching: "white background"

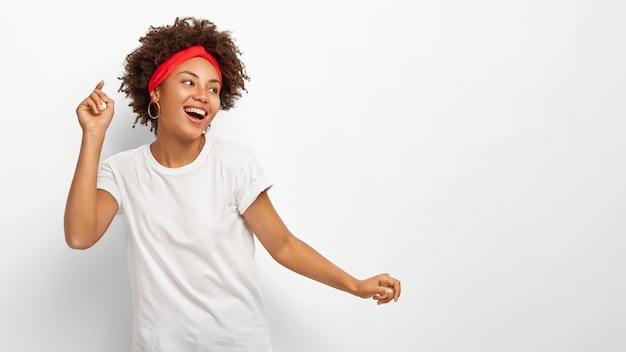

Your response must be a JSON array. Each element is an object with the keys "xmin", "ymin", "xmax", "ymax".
[{"xmin": 1, "ymin": 1, "xmax": 625, "ymax": 351}]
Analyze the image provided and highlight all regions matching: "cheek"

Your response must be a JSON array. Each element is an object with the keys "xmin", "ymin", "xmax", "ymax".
[
  {"xmin": 160, "ymin": 91, "xmax": 186, "ymax": 109},
  {"xmin": 161, "ymin": 101, "xmax": 181, "ymax": 116},
  {"xmin": 211, "ymin": 96, "xmax": 221, "ymax": 111}
]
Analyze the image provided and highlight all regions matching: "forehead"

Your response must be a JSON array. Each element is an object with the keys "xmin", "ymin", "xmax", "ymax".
[{"xmin": 174, "ymin": 57, "xmax": 220, "ymax": 78}]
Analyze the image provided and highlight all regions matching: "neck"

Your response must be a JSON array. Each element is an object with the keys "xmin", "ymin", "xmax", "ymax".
[{"xmin": 150, "ymin": 134, "xmax": 206, "ymax": 168}]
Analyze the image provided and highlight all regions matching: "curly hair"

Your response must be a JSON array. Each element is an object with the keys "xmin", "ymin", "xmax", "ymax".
[{"xmin": 118, "ymin": 17, "xmax": 249, "ymax": 134}]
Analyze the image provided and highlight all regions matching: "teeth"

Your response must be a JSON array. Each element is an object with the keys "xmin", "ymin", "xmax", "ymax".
[{"xmin": 184, "ymin": 107, "xmax": 207, "ymax": 116}]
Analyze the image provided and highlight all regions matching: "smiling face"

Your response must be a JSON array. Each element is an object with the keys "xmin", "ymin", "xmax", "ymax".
[{"xmin": 150, "ymin": 57, "xmax": 221, "ymax": 141}]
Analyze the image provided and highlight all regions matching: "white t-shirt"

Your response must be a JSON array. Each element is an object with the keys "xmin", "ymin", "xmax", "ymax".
[{"xmin": 97, "ymin": 133, "xmax": 274, "ymax": 351}]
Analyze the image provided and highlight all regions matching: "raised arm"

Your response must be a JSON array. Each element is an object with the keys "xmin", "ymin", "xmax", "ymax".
[
  {"xmin": 64, "ymin": 81, "xmax": 119, "ymax": 249},
  {"xmin": 243, "ymin": 191, "xmax": 401, "ymax": 304}
]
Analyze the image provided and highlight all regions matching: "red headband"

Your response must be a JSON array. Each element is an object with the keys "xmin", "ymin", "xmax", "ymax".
[{"xmin": 147, "ymin": 45, "xmax": 222, "ymax": 93}]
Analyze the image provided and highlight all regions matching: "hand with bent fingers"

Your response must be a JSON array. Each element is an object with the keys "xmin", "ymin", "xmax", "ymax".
[
  {"xmin": 76, "ymin": 80, "xmax": 115, "ymax": 134},
  {"xmin": 356, "ymin": 273, "xmax": 401, "ymax": 305}
]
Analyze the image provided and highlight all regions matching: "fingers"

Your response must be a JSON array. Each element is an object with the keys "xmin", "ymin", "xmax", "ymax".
[
  {"xmin": 356, "ymin": 273, "xmax": 401, "ymax": 306},
  {"xmin": 76, "ymin": 80, "xmax": 115, "ymax": 133},
  {"xmin": 373, "ymin": 286, "xmax": 395, "ymax": 305},
  {"xmin": 381, "ymin": 274, "xmax": 401, "ymax": 302},
  {"xmin": 78, "ymin": 80, "xmax": 114, "ymax": 115},
  {"xmin": 372, "ymin": 273, "xmax": 401, "ymax": 305},
  {"xmin": 92, "ymin": 80, "xmax": 113, "ymax": 112}
]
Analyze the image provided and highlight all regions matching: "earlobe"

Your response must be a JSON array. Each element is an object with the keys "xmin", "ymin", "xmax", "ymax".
[{"xmin": 149, "ymin": 89, "xmax": 159, "ymax": 103}]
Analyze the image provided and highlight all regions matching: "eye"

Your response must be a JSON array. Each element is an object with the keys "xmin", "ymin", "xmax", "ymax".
[
  {"xmin": 208, "ymin": 87, "xmax": 219, "ymax": 94},
  {"xmin": 182, "ymin": 79, "xmax": 194, "ymax": 86}
]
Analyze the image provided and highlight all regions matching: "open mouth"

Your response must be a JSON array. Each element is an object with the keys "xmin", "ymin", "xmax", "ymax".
[{"xmin": 184, "ymin": 107, "xmax": 207, "ymax": 120}]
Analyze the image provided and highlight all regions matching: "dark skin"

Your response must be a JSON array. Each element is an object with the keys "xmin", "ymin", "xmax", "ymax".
[
  {"xmin": 66, "ymin": 19, "xmax": 402, "ymax": 304},
  {"xmin": 119, "ymin": 17, "xmax": 249, "ymax": 135}
]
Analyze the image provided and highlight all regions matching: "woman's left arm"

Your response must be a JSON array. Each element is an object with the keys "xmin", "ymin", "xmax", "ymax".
[{"xmin": 243, "ymin": 191, "xmax": 401, "ymax": 304}]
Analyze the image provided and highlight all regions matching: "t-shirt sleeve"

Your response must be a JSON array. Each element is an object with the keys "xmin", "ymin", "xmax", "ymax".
[
  {"xmin": 235, "ymin": 153, "xmax": 273, "ymax": 215},
  {"xmin": 97, "ymin": 160, "xmax": 123, "ymax": 214}
]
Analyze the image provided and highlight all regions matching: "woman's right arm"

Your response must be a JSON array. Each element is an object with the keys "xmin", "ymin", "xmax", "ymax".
[{"xmin": 64, "ymin": 81, "xmax": 119, "ymax": 249}]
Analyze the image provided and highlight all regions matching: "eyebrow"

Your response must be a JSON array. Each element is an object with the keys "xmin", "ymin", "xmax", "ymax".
[{"xmin": 178, "ymin": 70, "xmax": 221, "ymax": 84}]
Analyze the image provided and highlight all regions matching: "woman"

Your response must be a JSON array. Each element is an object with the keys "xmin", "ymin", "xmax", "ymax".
[{"xmin": 64, "ymin": 16, "xmax": 401, "ymax": 351}]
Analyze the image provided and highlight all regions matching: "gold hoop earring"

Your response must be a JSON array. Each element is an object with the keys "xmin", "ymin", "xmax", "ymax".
[{"xmin": 147, "ymin": 101, "xmax": 160, "ymax": 119}]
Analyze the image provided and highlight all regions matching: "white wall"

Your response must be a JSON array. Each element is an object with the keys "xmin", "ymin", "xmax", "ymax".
[{"xmin": 1, "ymin": 1, "xmax": 625, "ymax": 351}]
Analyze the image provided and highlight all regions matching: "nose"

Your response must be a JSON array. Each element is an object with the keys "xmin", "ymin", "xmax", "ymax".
[
  {"xmin": 192, "ymin": 86, "xmax": 208, "ymax": 103},
  {"xmin": 193, "ymin": 92, "xmax": 208, "ymax": 103}
]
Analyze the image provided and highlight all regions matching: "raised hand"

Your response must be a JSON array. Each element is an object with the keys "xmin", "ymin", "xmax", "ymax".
[{"xmin": 76, "ymin": 80, "xmax": 115, "ymax": 134}]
